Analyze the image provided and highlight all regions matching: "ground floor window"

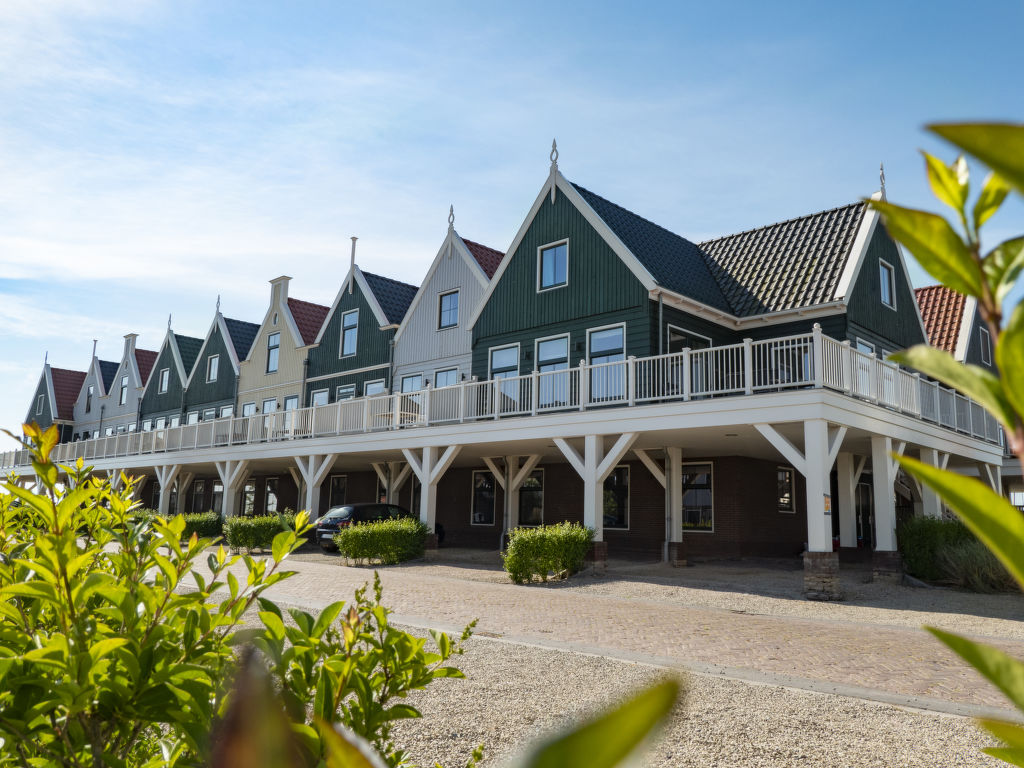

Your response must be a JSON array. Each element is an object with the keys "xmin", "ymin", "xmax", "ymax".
[
  {"xmin": 682, "ymin": 463, "xmax": 713, "ymax": 531},
  {"xmin": 329, "ymin": 475, "xmax": 346, "ymax": 508},
  {"xmin": 603, "ymin": 465, "xmax": 629, "ymax": 529},
  {"xmin": 241, "ymin": 481, "xmax": 256, "ymax": 516},
  {"xmin": 777, "ymin": 467, "xmax": 795, "ymax": 513},
  {"xmin": 519, "ymin": 469, "xmax": 544, "ymax": 526},
  {"xmin": 265, "ymin": 477, "xmax": 279, "ymax": 513},
  {"xmin": 472, "ymin": 470, "xmax": 495, "ymax": 525},
  {"xmin": 190, "ymin": 478, "xmax": 206, "ymax": 514}
]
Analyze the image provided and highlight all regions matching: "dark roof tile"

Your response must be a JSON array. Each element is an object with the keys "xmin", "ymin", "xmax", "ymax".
[
  {"xmin": 173, "ymin": 334, "xmax": 205, "ymax": 378},
  {"xmin": 223, "ymin": 317, "xmax": 261, "ymax": 360},
  {"xmin": 362, "ymin": 272, "xmax": 419, "ymax": 325}
]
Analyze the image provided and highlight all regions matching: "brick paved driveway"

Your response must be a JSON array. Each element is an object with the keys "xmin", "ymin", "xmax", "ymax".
[{"xmin": 210, "ymin": 555, "xmax": 1022, "ymax": 717}]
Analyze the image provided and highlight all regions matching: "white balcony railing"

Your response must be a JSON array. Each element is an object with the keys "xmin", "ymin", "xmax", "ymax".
[{"xmin": 0, "ymin": 327, "xmax": 1004, "ymax": 470}]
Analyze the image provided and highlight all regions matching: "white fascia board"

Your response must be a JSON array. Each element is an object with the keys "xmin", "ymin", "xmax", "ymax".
[
  {"xmin": 219, "ymin": 314, "xmax": 242, "ymax": 373},
  {"xmin": 314, "ymin": 265, "xmax": 389, "ymax": 345},
  {"xmin": 43, "ymin": 366, "xmax": 57, "ymax": 421},
  {"xmin": 654, "ymin": 287, "xmax": 847, "ymax": 330},
  {"xmin": 185, "ymin": 313, "xmax": 221, "ymax": 388},
  {"xmin": 954, "ymin": 295, "xmax": 978, "ymax": 362},
  {"xmin": 394, "ymin": 231, "xmax": 453, "ymax": 343},
  {"xmin": 454, "ymin": 231, "xmax": 493, "ymax": 288},
  {"xmin": 279, "ymin": 293, "xmax": 307, "ymax": 352},
  {"xmin": 834, "ymin": 207, "xmax": 879, "ymax": 302},
  {"xmin": 140, "ymin": 331, "xmax": 174, "ymax": 401}
]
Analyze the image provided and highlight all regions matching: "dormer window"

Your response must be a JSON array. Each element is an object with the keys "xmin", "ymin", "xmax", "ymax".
[
  {"xmin": 341, "ymin": 310, "xmax": 358, "ymax": 357},
  {"xmin": 538, "ymin": 241, "xmax": 568, "ymax": 291},
  {"xmin": 206, "ymin": 354, "xmax": 219, "ymax": 383},
  {"xmin": 158, "ymin": 368, "xmax": 170, "ymax": 394},
  {"xmin": 980, "ymin": 326, "xmax": 992, "ymax": 365},
  {"xmin": 267, "ymin": 332, "xmax": 280, "ymax": 373},
  {"xmin": 438, "ymin": 290, "xmax": 459, "ymax": 329},
  {"xmin": 119, "ymin": 375, "xmax": 128, "ymax": 406},
  {"xmin": 879, "ymin": 260, "xmax": 896, "ymax": 309},
  {"xmin": 36, "ymin": 394, "xmax": 44, "ymax": 415}
]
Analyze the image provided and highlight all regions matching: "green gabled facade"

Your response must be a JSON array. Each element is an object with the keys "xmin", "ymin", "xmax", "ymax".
[
  {"xmin": 139, "ymin": 331, "xmax": 204, "ymax": 426},
  {"xmin": 183, "ymin": 313, "xmax": 260, "ymax": 420},
  {"xmin": 304, "ymin": 266, "xmax": 417, "ymax": 404},
  {"xmin": 25, "ymin": 364, "xmax": 86, "ymax": 442}
]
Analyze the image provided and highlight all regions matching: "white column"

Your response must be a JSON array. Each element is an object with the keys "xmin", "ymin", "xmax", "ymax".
[
  {"xmin": 836, "ymin": 452, "xmax": 860, "ymax": 547},
  {"xmin": 803, "ymin": 421, "xmax": 832, "ymax": 552},
  {"xmin": 403, "ymin": 445, "xmax": 462, "ymax": 532},
  {"xmin": 920, "ymin": 448, "xmax": 942, "ymax": 518},
  {"xmin": 871, "ymin": 435, "xmax": 898, "ymax": 552},
  {"xmin": 154, "ymin": 464, "xmax": 181, "ymax": 517},
  {"xmin": 215, "ymin": 460, "xmax": 250, "ymax": 519},
  {"xmin": 554, "ymin": 434, "xmax": 637, "ymax": 543},
  {"xmin": 666, "ymin": 446, "xmax": 683, "ymax": 545},
  {"xmin": 295, "ymin": 454, "xmax": 337, "ymax": 522}
]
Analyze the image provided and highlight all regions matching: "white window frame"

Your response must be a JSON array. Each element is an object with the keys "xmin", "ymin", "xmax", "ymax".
[
  {"xmin": 311, "ymin": 388, "xmax": 329, "ymax": 407},
  {"xmin": 517, "ymin": 467, "xmax": 545, "ymax": 527},
  {"xmin": 536, "ymin": 239, "xmax": 569, "ymax": 293},
  {"xmin": 242, "ymin": 402, "xmax": 256, "ymax": 417},
  {"xmin": 127, "ymin": 422, "xmax": 137, "ymax": 432},
  {"xmin": 36, "ymin": 394, "xmax": 44, "ymax": 415},
  {"xmin": 586, "ymin": 322, "xmax": 627, "ymax": 362},
  {"xmin": 855, "ymin": 338, "xmax": 875, "ymax": 356},
  {"xmin": 665, "ymin": 324, "xmax": 712, "ymax": 354},
  {"xmin": 603, "ymin": 464, "xmax": 630, "ymax": 530},
  {"xmin": 219, "ymin": 405, "xmax": 233, "ymax": 418},
  {"xmin": 488, "ymin": 342, "xmax": 521, "ymax": 379},
  {"xmin": 158, "ymin": 368, "xmax": 170, "ymax": 394},
  {"xmin": 266, "ymin": 332, "xmax": 281, "ymax": 374},
  {"xmin": 980, "ymin": 326, "xmax": 992, "ymax": 366},
  {"xmin": 681, "ymin": 461, "xmax": 714, "ymax": 534},
  {"xmin": 879, "ymin": 259, "xmax": 896, "ymax": 310},
  {"xmin": 434, "ymin": 367, "xmax": 459, "ymax": 389},
  {"xmin": 470, "ymin": 469, "xmax": 496, "ymax": 527},
  {"xmin": 167, "ymin": 416, "xmax": 178, "ymax": 428},
  {"xmin": 777, "ymin": 466, "xmax": 796, "ymax": 514},
  {"xmin": 186, "ymin": 411, "xmax": 199, "ymax": 425},
  {"xmin": 364, "ymin": 379, "xmax": 386, "ymax": 396},
  {"xmin": 401, "ymin": 373, "xmax": 423, "ymax": 393},
  {"xmin": 262, "ymin": 398, "xmax": 277, "ymax": 413},
  {"xmin": 154, "ymin": 417, "xmax": 166, "ymax": 430},
  {"xmin": 206, "ymin": 355, "xmax": 219, "ymax": 383},
  {"xmin": 337, "ymin": 384, "xmax": 356, "ymax": 401},
  {"xmin": 202, "ymin": 408, "xmax": 216, "ymax": 422},
  {"xmin": 340, "ymin": 309, "xmax": 359, "ymax": 358},
  {"xmin": 119, "ymin": 375, "xmax": 129, "ymax": 406},
  {"xmin": 437, "ymin": 289, "xmax": 460, "ymax": 330},
  {"xmin": 264, "ymin": 477, "xmax": 280, "ymax": 514}
]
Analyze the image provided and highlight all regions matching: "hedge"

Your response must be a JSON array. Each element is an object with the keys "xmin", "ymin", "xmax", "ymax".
[
  {"xmin": 131, "ymin": 509, "xmax": 221, "ymax": 541},
  {"xmin": 224, "ymin": 512, "xmax": 298, "ymax": 552},
  {"xmin": 899, "ymin": 516, "xmax": 1016, "ymax": 592},
  {"xmin": 502, "ymin": 522, "xmax": 594, "ymax": 584},
  {"xmin": 333, "ymin": 518, "xmax": 429, "ymax": 565}
]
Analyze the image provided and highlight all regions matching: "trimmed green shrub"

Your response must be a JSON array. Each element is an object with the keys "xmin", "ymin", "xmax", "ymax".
[
  {"xmin": 224, "ymin": 512, "xmax": 298, "ymax": 551},
  {"xmin": 898, "ymin": 516, "xmax": 974, "ymax": 581},
  {"xmin": 503, "ymin": 522, "xmax": 594, "ymax": 584},
  {"xmin": 940, "ymin": 540, "xmax": 1018, "ymax": 593},
  {"xmin": 334, "ymin": 517, "xmax": 429, "ymax": 565},
  {"xmin": 182, "ymin": 510, "xmax": 221, "ymax": 539}
]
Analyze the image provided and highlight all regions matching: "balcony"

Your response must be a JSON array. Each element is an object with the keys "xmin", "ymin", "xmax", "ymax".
[{"xmin": 0, "ymin": 327, "xmax": 1004, "ymax": 470}]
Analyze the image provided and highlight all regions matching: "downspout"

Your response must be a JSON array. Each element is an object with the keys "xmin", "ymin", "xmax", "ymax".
[
  {"xmin": 658, "ymin": 292, "xmax": 664, "ymax": 354},
  {"xmin": 301, "ymin": 356, "xmax": 310, "ymax": 406},
  {"xmin": 97, "ymin": 404, "xmax": 105, "ymax": 438}
]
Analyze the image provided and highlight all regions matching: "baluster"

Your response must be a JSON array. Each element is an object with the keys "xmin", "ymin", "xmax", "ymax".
[{"xmin": 579, "ymin": 359, "xmax": 588, "ymax": 411}]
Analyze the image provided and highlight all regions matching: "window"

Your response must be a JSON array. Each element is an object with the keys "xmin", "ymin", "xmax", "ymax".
[
  {"xmin": 85, "ymin": 385, "xmax": 93, "ymax": 413},
  {"xmin": 489, "ymin": 345, "xmax": 519, "ymax": 378},
  {"xmin": 242, "ymin": 482, "xmax": 256, "ymax": 516},
  {"xmin": 471, "ymin": 471, "xmax": 495, "ymax": 525},
  {"xmin": 219, "ymin": 405, "xmax": 233, "ymax": 418},
  {"xmin": 206, "ymin": 355, "xmax": 219, "ymax": 383},
  {"xmin": 158, "ymin": 368, "xmax": 170, "ymax": 394},
  {"xmin": 341, "ymin": 310, "xmax": 358, "ymax": 357},
  {"xmin": 36, "ymin": 394, "xmax": 44, "ymax": 415},
  {"xmin": 603, "ymin": 466, "xmax": 629, "ymax": 529},
  {"xmin": 119, "ymin": 375, "xmax": 129, "ymax": 406},
  {"xmin": 128, "ymin": 422, "xmax": 137, "ymax": 432},
  {"xmin": 212, "ymin": 481, "xmax": 223, "ymax": 516},
  {"xmin": 242, "ymin": 402, "xmax": 256, "ymax": 417},
  {"xmin": 879, "ymin": 260, "xmax": 896, "ymax": 309},
  {"xmin": 401, "ymin": 374, "xmax": 423, "ymax": 393},
  {"xmin": 116, "ymin": 424, "xmax": 125, "ymax": 434},
  {"xmin": 168, "ymin": 416, "xmax": 179, "ymax": 428},
  {"xmin": 265, "ymin": 478, "xmax": 279, "ymax": 513},
  {"xmin": 266, "ymin": 332, "xmax": 280, "ymax": 373},
  {"xmin": 588, "ymin": 325, "xmax": 626, "ymax": 401},
  {"xmin": 272, "ymin": 312, "xmax": 278, "ymax": 326},
  {"xmin": 434, "ymin": 368, "xmax": 458, "ymax": 389},
  {"xmin": 682, "ymin": 463, "xmax": 713, "ymax": 531},
  {"xmin": 284, "ymin": 395, "xmax": 298, "ymax": 411},
  {"xmin": 980, "ymin": 327, "xmax": 992, "ymax": 366},
  {"xmin": 190, "ymin": 479, "xmax": 206, "ymax": 514},
  {"xmin": 364, "ymin": 379, "xmax": 386, "ymax": 396},
  {"xmin": 519, "ymin": 469, "xmax": 544, "ymax": 526},
  {"xmin": 186, "ymin": 412, "xmax": 199, "ymax": 425},
  {"xmin": 105, "ymin": 427, "xmax": 113, "ymax": 436},
  {"xmin": 203, "ymin": 408, "xmax": 216, "ymax": 421},
  {"xmin": 155, "ymin": 417, "xmax": 166, "ymax": 430},
  {"xmin": 438, "ymin": 290, "xmax": 459, "ymax": 329},
  {"xmin": 777, "ymin": 467, "xmax": 795, "ymax": 513},
  {"xmin": 262, "ymin": 398, "xmax": 277, "ymax": 414},
  {"xmin": 142, "ymin": 419, "xmax": 152, "ymax": 432},
  {"xmin": 538, "ymin": 241, "xmax": 568, "ymax": 290},
  {"xmin": 329, "ymin": 475, "xmax": 347, "ymax": 507},
  {"xmin": 311, "ymin": 389, "xmax": 329, "ymax": 407},
  {"xmin": 856, "ymin": 338, "xmax": 875, "ymax": 355},
  {"xmin": 537, "ymin": 335, "xmax": 570, "ymax": 407},
  {"xmin": 337, "ymin": 385, "xmax": 356, "ymax": 401}
]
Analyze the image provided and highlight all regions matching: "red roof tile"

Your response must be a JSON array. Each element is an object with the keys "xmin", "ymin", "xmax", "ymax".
[
  {"xmin": 462, "ymin": 238, "xmax": 504, "ymax": 279},
  {"xmin": 915, "ymin": 285, "xmax": 966, "ymax": 355},
  {"xmin": 134, "ymin": 349, "xmax": 159, "ymax": 386},
  {"xmin": 287, "ymin": 297, "xmax": 330, "ymax": 345},
  {"xmin": 50, "ymin": 368, "xmax": 86, "ymax": 421}
]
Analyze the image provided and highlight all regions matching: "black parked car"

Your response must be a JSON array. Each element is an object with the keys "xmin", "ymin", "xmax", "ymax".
[{"xmin": 315, "ymin": 502, "xmax": 412, "ymax": 551}]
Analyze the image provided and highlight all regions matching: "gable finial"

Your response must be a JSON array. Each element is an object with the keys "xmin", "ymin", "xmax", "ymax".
[
  {"xmin": 44, "ymin": 350, "xmax": 48, "ymax": 366},
  {"xmin": 448, "ymin": 204, "xmax": 455, "ymax": 231},
  {"xmin": 168, "ymin": 313, "xmax": 172, "ymax": 330},
  {"xmin": 879, "ymin": 162, "xmax": 886, "ymax": 201},
  {"xmin": 550, "ymin": 139, "xmax": 558, "ymax": 170},
  {"xmin": 216, "ymin": 294, "xmax": 221, "ymax": 313},
  {"xmin": 91, "ymin": 339, "xmax": 97, "ymax": 359},
  {"xmin": 348, "ymin": 236, "xmax": 358, "ymax": 295}
]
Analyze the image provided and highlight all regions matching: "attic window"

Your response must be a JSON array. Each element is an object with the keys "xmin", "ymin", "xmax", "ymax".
[
  {"xmin": 341, "ymin": 310, "xmax": 358, "ymax": 357},
  {"xmin": 272, "ymin": 312, "xmax": 279, "ymax": 326},
  {"xmin": 538, "ymin": 241, "xmax": 568, "ymax": 291},
  {"xmin": 119, "ymin": 375, "xmax": 129, "ymax": 406},
  {"xmin": 158, "ymin": 368, "xmax": 170, "ymax": 394},
  {"xmin": 980, "ymin": 327, "xmax": 992, "ymax": 366},
  {"xmin": 36, "ymin": 394, "xmax": 44, "ymax": 415},
  {"xmin": 879, "ymin": 260, "xmax": 896, "ymax": 310}
]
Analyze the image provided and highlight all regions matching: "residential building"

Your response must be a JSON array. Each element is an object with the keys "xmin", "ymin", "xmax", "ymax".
[
  {"xmin": 183, "ymin": 309, "xmax": 260, "ymax": 424},
  {"xmin": 139, "ymin": 327, "xmax": 204, "ymax": 430},
  {"xmin": 71, "ymin": 335, "xmax": 156, "ymax": 438},
  {"xmin": 25, "ymin": 362, "xmax": 86, "ymax": 442}
]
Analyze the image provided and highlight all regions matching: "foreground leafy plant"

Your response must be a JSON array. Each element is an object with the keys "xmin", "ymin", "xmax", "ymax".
[{"xmin": 870, "ymin": 122, "xmax": 1024, "ymax": 764}]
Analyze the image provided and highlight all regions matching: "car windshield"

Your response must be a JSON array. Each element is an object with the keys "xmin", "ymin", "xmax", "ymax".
[{"xmin": 322, "ymin": 506, "xmax": 354, "ymax": 522}]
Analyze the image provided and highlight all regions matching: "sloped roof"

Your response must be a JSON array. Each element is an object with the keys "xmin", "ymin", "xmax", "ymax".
[
  {"xmin": 224, "ymin": 317, "xmax": 260, "ymax": 360},
  {"xmin": 698, "ymin": 203, "xmax": 866, "ymax": 316},
  {"xmin": 98, "ymin": 360, "xmax": 119, "ymax": 391},
  {"xmin": 134, "ymin": 349, "xmax": 159, "ymax": 386},
  {"xmin": 571, "ymin": 182, "xmax": 733, "ymax": 313},
  {"xmin": 51, "ymin": 368, "xmax": 86, "ymax": 421},
  {"xmin": 462, "ymin": 238, "xmax": 504, "ymax": 279},
  {"xmin": 362, "ymin": 272, "xmax": 419, "ymax": 325},
  {"xmin": 287, "ymin": 298, "xmax": 330, "ymax": 345},
  {"xmin": 915, "ymin": 285, "xmax": 966, "ymax": 355},
  {"xmin": 174, "ymin": 334, "xmax": 204, "ymax": 377}
]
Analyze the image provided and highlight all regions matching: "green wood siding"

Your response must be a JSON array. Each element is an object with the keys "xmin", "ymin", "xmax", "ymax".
[
  {"xmin": 846, "ymin": 227, "xmax": 926, "ymax": 352},
  {"xmin": 739, "ymin": 315, "xmax": 847, "ymax": 343},
  {"xmin": 963, "ymin": 306, "xmax": 997, "ymax": 371},
  {"xmin": 139, "ymin": 344, "xmax": 184, "ymax": 421},
  {"xmin": 306, "ymin": 281, "xmax": 394, "ymax": 397},
  {"xmin": 304, "ymin": 368, "xmax": 392, "ymax": 404},
  {"xmin": 184, "ymin": 325, "xmax": 238, "ymax": 413},
  {"xmin": 26, "ymin": 375, "xmax": 53, "ymax": 430},
  {"xmin": 652, "ymin": 304, "xmax": 737, "ymax": 351}
]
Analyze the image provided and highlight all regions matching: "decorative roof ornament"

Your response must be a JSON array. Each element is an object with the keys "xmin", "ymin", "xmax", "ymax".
[
  {"xmin": 168, "ymin": 313, "xmax": 172, "ymax": 330},
  {"xmin": 348, "ymin": 236, "xmax": 358, "ymax": 295},
  {"xmin": 549, "ymin": 138, "xmax": 559, "ymax": 203},
  {"xmin": 879, "ymin": 162, "xmax": 886, "ymax": 201},
  {"xmin": 44, "ymin": 351, "xmax": 48, "ymax": 366},
  {"xmin": 448, "ymin": 204, "xmax": 455, "ymax": 231},
  {"xmin": 216, "ymin": 295, "xmax": 221, "ymax": 314}
]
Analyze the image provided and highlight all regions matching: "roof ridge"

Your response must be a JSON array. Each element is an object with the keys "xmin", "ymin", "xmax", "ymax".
[
  {"xmin": 361, "ymin": 270, "xmax": 419, "ymax": 291},
  {"xmin": 698, "ymin": 201, "xmax": 864, "ymax": 246},
  {"xmin": 570, "ymin": 181, "xmax": 696, "ymax": 244},
  {"xmin": 287, "ymin": 296, "xmax": 330, "ymax": 310}
]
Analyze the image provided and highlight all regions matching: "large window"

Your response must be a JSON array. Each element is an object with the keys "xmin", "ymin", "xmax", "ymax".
[
  {"xmin": 489, "ymin": 345, "xmax": 520, "ymax": 408},
  {"xmin": 219, "ymin": 405, "xmax": 233, "ymax": 418},
  {"xmin": 401, "ymin": 374, "xmax": 423, "ymax": 392},
  {"xmin": 155, "ymin": 417, "xmax": 166, "ymax": 430},
  {"xmin": 158, "ymin": 368, "xmax": 170, "ymax": 394},
  {"xmin": 212, "ymin": 481, "xmax": 223, "ymax": 516},
  {"xmin": 265, "ymin": 478, "xmax": 279, "ymax": 513},
  {"xmin": 879, "ymin": 260, "xmax": 896, "ymax": 309},
  {"xmin": 682, "ymin": 463, "xmax": 713, "ymax": 531},
  {"xmin": 186, "ymin": 411, "xmax": 199, "ymax": 425},
  {"xmin": 588, "ymin": 325, "xmax": 626, "ymax": 401},
  {"xmin": 266, "ymin": 332, "xmax": 280, "ymax": 373},
  {"xmin": 537, "ymin": 335, "xmax": 570, "ymax": 408},
  {"xmin": 434, "ymin": 368, "xmax": 458, "ymax": 389},
  {"xmin": 242, "ymin": 482, "xmax": 256, "ymax": 516},
  {"xmin": 242, "ymin": 402, "xmax": 256, "ymax": 417},
  {"xmin": 471, "ymin": 471, "xmax": 495, "ymax": 526},
  {"xmin": 328, "ymin": 475, "xmax": 347, "ymax": 507},
  {"xmin": 603, "ymin": 465, "xmax": 629, "ymax": 529},
  {"xmin": 341, "ymin": 310, "xmax": 358, "ymax": 357},
  {"xmin": 438, "ymin": 290, "xmax": 459, "ymax": 329},
  {"xmin": 777, "ymin": 467, "xmax": 795, "ymax": 513},
  {"xmin": 311, "ymin": 389, "xmax": 329, "ymax": 407},
  {"xmin": 190, "ymin": 478, "xmax": 206, "ymax": 514},
  {"xmin": 538, "ymin": 241, "xmax": 568, "ymax": 291},
  {"xmin": 206, "ymin": 355, "xmax": 219, "ymax": 383},
  {"xmin": 119, "ymin": 375, "xmax": 129, "ymax": 406},
  {"xmin": 519, "ymin": 469, "xmax": 544, "ymax": 526}
]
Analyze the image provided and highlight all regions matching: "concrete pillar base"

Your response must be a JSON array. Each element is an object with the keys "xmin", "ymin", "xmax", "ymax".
[
  {"xmin": 586, "ymin": 541, "xmax": 608, "ymax": 571},
  {"xmin": 872, "ymin": 550, "xmax": 903, "ymax": 583},
  {"xmin": 668, "ymin": 541, "xmax": 686, "ymax": 567},
  {"xmin": 803, "ymin": 551, "xmax": 842, "ymax": 601}
]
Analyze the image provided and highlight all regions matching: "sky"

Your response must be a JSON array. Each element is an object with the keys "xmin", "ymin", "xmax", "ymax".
[{"xmin": 1, "ymin": 0, "xmax": 1022, "ymax": 437}]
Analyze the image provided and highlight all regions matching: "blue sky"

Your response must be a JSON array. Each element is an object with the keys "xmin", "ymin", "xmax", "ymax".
[{"xmin": 1, "ymin": 0, "xmax": 1022, "ymax": 436}]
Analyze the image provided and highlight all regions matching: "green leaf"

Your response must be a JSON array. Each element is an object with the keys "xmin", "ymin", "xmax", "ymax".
[
  {"xmin": 998, "ymin": 304, "xmax": 1024, "ymax": 417},
  {"xmin": 382, "ymin": 703, "xmax": 421, "ymax": 722},
  {"xmin": 868, "ymin": 200, "xmax": 982, "ymax": 297},
  {"xmin": 984, "ymin": 747, "xmax": 1024, "ymax": 766},
  {"xmin": 89, "ymin": 637, "xmax": 128, "ymax": 665},
  {"xmin": 985, "ymin": 237, "xmax": 1024, "ymax": 308},
  {"xmin": 889, "ymin": 345, "xmax": 1016, "ymax": 428},
  {"xmin": 312, "ymin": 601, "xmax": 346, "ymax": 639},
  {"xmin": 898, "ymin": 456, "xmax": 1024, "ymax": 589},
  {"xmin": 321, "ymin": 723, "xmax": 390, "ymax": 768},
  {"xmin": 980, "ymin": 719, "xmax": 1024, "ymax": 749},
  {"xmin": 929, "ymin": 123, "xmax": 1024, "ymax": 196},
  {"xmin": 923, "ymin": 152, "xmax": 969, "ymax": 214},
  {"xmin": 974, "ymin": 172, "xmax": 1011, "ymax": 230},
  {"xmin": 928, "ymin": 627, "xmax": 1024, "ymax": 711},
  {"xmin": 509, "ymin": 679, "xmax": 680, "ymax": 768}
]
